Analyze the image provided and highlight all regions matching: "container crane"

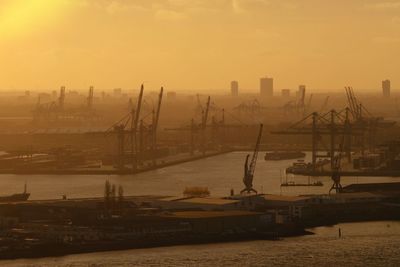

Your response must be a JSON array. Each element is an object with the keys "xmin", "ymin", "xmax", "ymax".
[{"xmin": 241, "ymin": 123, "xmax": 263, "ymax": 194}]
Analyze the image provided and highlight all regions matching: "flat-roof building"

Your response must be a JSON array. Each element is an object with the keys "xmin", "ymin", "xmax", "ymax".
[
  {"xmin": 260, "ymin": 76, "xmax": 273, "ymax": 97},
  {"xmin": 230, "ymin": 81, "xmax": 239, "ymax": 96},
  {"xmin": 382, "ymin": 79, "xmax": 391, "ymax": 97},
  {"xmin": 281, "ymin": 89, "xmax": 290, "ymax": 98}
]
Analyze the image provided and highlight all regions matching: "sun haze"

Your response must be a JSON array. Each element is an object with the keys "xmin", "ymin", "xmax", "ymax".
[{"xmin": 0, "ymin": 0, "xmax": 399, "ymax": 91}]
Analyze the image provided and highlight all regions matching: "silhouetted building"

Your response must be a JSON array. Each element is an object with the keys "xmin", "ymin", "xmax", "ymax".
[
  {"xmin": 231, "ymin": 81, "xmax": 239, "ymax": 96},
  {"xmin": 281, "ymin": 89, "xmax": 290, "ymax": 98},
  {"xmin": 260, "ymin": 76, "xmax": 273, "ymax": 97},
  {"xmin": 114, "ymin": 88, "xmax": 122, "ymax": 97},
  {"xmin": 297, "ymin": 85, "xmax": 306, "ymax": 99},
  {"xmin": 167, "ymin": 91, "xmax": 177, "ymax": 99},
  {"xmin": 382, "ymin": 79, "xmax": 391, "ymax": 97}
]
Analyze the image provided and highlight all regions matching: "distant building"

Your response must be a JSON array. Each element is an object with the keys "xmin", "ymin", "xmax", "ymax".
[
  {"xmin": 382, "ymin": 79, "xmax": 391, "ymax": 97},
  {"xmin": 113, "ymin": 88, "xmax": 122, "ymax": 97},
  {"xmin": 297, "ymin": 85, "xmax": 306, "ymax": 99},
  {"xmin": 39, "ymin": 92, "xmax": 52, "ymax": 101},
  {"xmin": 281, "ymin": 89, "xmax": 290, "ymax": 98},
  {"xmin": 167, "ymin": 91, "xmax": 177, "ymax": 99},
  {"xmin": 67, "ymin": 90, "xmax": 79, "ymax": 97},
  {"xmin": 230, "ymin": 81, "xmax": 239, "ymax": 96},
  {"xmin": 260, "ymin": 76, "xmax": 273, "ymax": 97}
]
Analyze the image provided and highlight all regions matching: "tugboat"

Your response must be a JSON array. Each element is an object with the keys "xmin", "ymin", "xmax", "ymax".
[
  {"xmin": 0, "ymin": 183, "xmax": 30, "ymax": 202},
  {"xmin": 265, "ymin": 151, "xmax": 306, "ymax": 161}
]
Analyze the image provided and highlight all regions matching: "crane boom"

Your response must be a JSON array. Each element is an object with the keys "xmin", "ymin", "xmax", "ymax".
[
  {"xmin": 87, "ymin": 86, "xmax": 94, "ymax": 109},
  {"xmin": 133, "ymin": 84, "xmax": 144, "ymax": 131},
  {"xmin": 304, "ymin": 93, "xmax": 313, "ymax": 116},
  {"xmin": 320, "ymin": 96, "xmax": 329, "ymax": 112},
  {"xmin": 248, "ymin": 124, "xmax": 263, "ymax": 175},
  {"xmin": 241, "ymin": 124, "xmax": 263, "ymax": 194},
  {"xmin": 152, "ymin": 87, "xmax": 164, "ymax": 155},
  {"xmin": 153, "ymin": 87, "xmax": 164, "ymax": 134},
  {"xmin": 59, "ymin": 86, "xmax": 66, "ymax": 110},
  {"xmin": 202, "ymin": 96, "xmax": 211, "ymax": 129}
]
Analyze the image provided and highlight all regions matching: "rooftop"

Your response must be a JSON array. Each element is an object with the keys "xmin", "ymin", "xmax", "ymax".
[
  {"xmin": 263, "ymin": 194, "xmax": 311, "ymax": 202},
  {"xmin": 178, "ymin": 197, "xmax": 240, "ymax": 205},
  {"xmin": 164, "ymin": 210, "xmax": 261, "ymax": 219}
]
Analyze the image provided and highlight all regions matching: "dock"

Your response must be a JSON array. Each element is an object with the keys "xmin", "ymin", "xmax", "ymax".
[{"xmin": 0, "ymin": 150, "xmax": 232, "ymax": 175}]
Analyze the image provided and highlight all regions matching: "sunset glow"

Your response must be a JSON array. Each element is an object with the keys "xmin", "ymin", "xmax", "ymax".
[
  {"xmin": 0, "ymin": 0, "xmax": 399, "ymax": 91},
  {"xmin": 0, "ymin": 0, "xmax": 66, "ymax": 38}
]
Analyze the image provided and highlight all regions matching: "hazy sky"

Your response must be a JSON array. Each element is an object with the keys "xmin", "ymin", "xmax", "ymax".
[{"xmin": 0, "ymin": 0, "xmax": 399, "ymax": 92}]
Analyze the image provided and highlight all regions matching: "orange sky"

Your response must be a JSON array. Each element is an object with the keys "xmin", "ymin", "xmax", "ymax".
[{"xmin": 0, "ymin": 0, "xmax": 399, "ymax": 92}]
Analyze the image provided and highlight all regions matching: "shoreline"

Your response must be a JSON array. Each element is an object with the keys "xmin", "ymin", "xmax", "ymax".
[
  {"xmin": 0, "ymin": 150, "xmax": 232, "ymax": 175},
  {"xmin": 0, "ymin": 227, "xmax": 310, "ymax": 260}
]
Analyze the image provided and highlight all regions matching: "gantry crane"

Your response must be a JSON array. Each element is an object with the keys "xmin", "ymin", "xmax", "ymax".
[{"xmin": 241, "ymin": 123, "xmax": 263, "ymax": 194}]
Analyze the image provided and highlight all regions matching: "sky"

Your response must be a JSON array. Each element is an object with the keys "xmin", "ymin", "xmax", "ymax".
[{"xmin": 0, "ymin": 0, "xmax": 399, "ymax": 92}]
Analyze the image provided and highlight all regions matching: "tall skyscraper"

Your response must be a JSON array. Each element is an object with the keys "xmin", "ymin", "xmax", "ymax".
[
  {"xmin": 297, "ymin": 85, "xmax": 306, "ymax": 99},
  {"xmin": 382, "ymin": 79, "xmax": 391, "ymax": 97},
  {"xmin": 260, "ymin": 76, "xmax": 273, "ymax": 96},
  {"xmin": 231, "ymin": 81, "xmax": 239, "ymax": 96}
]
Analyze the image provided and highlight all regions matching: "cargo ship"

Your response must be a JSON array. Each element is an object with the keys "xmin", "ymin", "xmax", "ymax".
[
  {"xmin": 0, "ymin": 183, "xmax": 30, "ymax": 202},
  {"xmin": 265, "ymin": 151, "xmax": 306, "ymax": 161}
]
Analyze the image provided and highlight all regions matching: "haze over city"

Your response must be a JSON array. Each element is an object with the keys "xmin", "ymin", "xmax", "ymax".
[
  {"xmin": 1, "ymin": 1, "xmax": 400, "ymax": 265},
  {"xmin": 0, "ymin": 0, "xmax": 399, "ymax": 91}
]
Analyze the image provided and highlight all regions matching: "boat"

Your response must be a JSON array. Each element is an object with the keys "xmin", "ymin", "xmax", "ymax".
[
  {"xmin": 0, "ymin": 183, "xmax": 30, "ymax": 202},
  {"xmin": 281, "ymin": 181, "xmax": 324, "ymax": 187},
  {"xmin": 265, "ymin": 151, "xmax": 306, "ymax": 161}
]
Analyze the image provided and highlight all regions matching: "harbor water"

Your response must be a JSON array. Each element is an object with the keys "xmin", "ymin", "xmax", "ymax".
[
  {"xmin": 0, "ymin": 152, "xmax": 398, "ymax": 200},
  {"xmin": 0, "ymin": 152, "xmax": 399, "ymax": 266}
]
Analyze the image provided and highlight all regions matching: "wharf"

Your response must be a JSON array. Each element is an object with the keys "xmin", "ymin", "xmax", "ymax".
[
  {"xmin": 287, "ymin": 168, "xmax": 400, "ymax": 177},
  {"xmin": 286, "ymin": 154, "xmax": 400, "ymax": 177},
  {"xmin": 0, "ymin": 150, "xmax": 231, "ymax": 175},
  {"xmin": 0, "ymin": 184, "xmax": 399, "ymax": 259}
]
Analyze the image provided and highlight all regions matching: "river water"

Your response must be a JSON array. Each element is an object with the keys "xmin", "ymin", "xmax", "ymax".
[{"xmin": 0, "ymin": 152, "xmax": 399, "ymax": 266}]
